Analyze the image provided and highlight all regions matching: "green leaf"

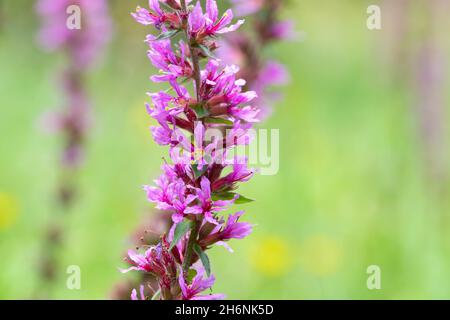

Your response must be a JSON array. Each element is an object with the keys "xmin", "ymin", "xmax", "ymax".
[
  {"xmin": 193, "ymin": 244, "xmax": 211, "ymax": 276},
  {"xmin": 170, "ymin": 219, "xmax": 193, "ymax": 250},
  {"xmin": 212, "ymin": 192, "xmax": 235, "ymax": 201},
  {"xmin": 212, "ymin": 192, "xmax": 255, "ymax": 204},
  {"xmin": 190, "ymin": 103, "xmax": 210, "ymax": 118},
  {"xmin": 204, "ymin": 117, "xmax": 233, "ymax": 126},
  {"xmin": 154, "ymin": 29, "xmax": 180, "ymax": 41},
  {"xmin": 235, "ymin": 194, "xmax": 255, "ymax": 204},
  {"xmin": 198, "ymin": 44, "xmax": 217, "ymax": 59},
  {"xmin": 191, "ymin": 164, "xmax": 208, "ymax": 179}
]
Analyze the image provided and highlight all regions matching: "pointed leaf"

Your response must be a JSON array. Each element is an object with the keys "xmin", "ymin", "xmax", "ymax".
[
  {"xmin": 193, "ymin": 244, "xmax": 211, "ymax": 276},
  {"xmin": 170, "ymin": 219, "xmax": 193, "ymax": 250},
  {"xmin": 212, "ymin": 192, "xmax": 235, "ymax": 201},
  {"xmin": 154, "ymin": 29, "xmax": 180, "ymax": 41},
  {"xmin": 235, "ymin": 194, "xmax": 255, "ymax": 204},
  {"xmin": 212, "ymin": 192, "xmax": 255, "ymax": 204},
  {"xmin": 191, "ymin": 164, "xmax": 208, "ymax": 179},
  {"xmin": 190, "ymin": 103, "xmax": 210, "ymax": 118},
  {"xmin": 205, "ymin": 117, "xmax": 233, "ymax": 125}
]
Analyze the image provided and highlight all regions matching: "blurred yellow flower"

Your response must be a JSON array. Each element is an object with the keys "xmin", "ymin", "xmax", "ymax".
[
  {"xmin": 0, "ymin": 193, "xmax": 19, "ymax": 230},
  {"xmin": 251, "ymin": 236, "xmax": 293, "ymax": 277},
  {"xmin": 299, "ymin": 234, "xmax": 342, "ymax": 277}
]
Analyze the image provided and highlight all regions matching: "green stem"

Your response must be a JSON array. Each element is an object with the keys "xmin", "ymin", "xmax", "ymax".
[{"xmin": 179, "ymin": 0, "xmax": 205, "ymax": 276}]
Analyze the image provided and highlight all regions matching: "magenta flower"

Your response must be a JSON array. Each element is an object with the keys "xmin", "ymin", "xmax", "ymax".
[
  {"xmin": 123, "ymin": 250, "xmax": 149, "ymax": 272},
  {"xmin": 121, "ymin": 249, "xmax": 160, "ymax": 274},
  {"xmin": 132, "ymin": 0, "xmax": 169, "ymax": 28},
  {"xmin": 150, "ymin": 125, "xmax": 173, "ymax": 146},
  {"xmin": 146, "ymin": 97, "xmax": 184, "ymax": 125},
  {"xmin": 131, "ymin": 285, "xmax": 146, "ymax": 300},
  {"xmin": 188, "ymin": 0, "xmax": 244, "ymax": 39},
  {"xmin": 185, "ymin": 176, "xmax": 236, "ymax": 224},
  {"xmin": 179, "ymin": 264, "xmax": 225, "ymax": 300},
  {"xmin": 144, "ymin": 175, "xmax": 174, "ymax": 211},
  {"xmin": 213, "ymin": 157, "xmax": 255, "ymax": 189},
  {"xmin": 200, "ymin": 211, "xmax": 252, "ymax": 249},
  {"xmin": 201, "ymin": 62, "xmax": 257, "ymax": 107},
  {"xmin": 166, "ymin": 180, "xmax": 198, "ymax": 224},
  {"xmin": 121, "ymin": 238, "xmax": 176, "ymax": 278},
  {"xmin": 219, "ymin": 211, "xmax": 253, "ymax": 240},
  {"xmin": 229, "ymin": 105, "xmax": 260, "ymax": 123},
  {"xmin": 146, "ymin": 37, "xmax": 193, "ymax": 82}
]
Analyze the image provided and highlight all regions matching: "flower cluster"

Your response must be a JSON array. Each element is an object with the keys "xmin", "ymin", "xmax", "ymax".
[
  {"xmin": 219, "ymin": 0, "xmax": 294, "ymax": 119},
  {"xmin": 122, "ymin": 0, "xmax": 258, "ymax": 300}
]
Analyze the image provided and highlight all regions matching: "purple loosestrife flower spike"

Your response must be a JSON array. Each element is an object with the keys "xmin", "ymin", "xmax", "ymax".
[
  {"xmin": 123, "ymin": 0, "xmax": 262, "ymax": 300},
  {"xmin": 36, "ymin": 0, "xmax": 111, "ymax": 296}
]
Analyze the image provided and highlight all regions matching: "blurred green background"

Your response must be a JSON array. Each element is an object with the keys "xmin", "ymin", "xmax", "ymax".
[{"xmin": 1, "ymin": 0, "xmax": 450, "ymax": 299}]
